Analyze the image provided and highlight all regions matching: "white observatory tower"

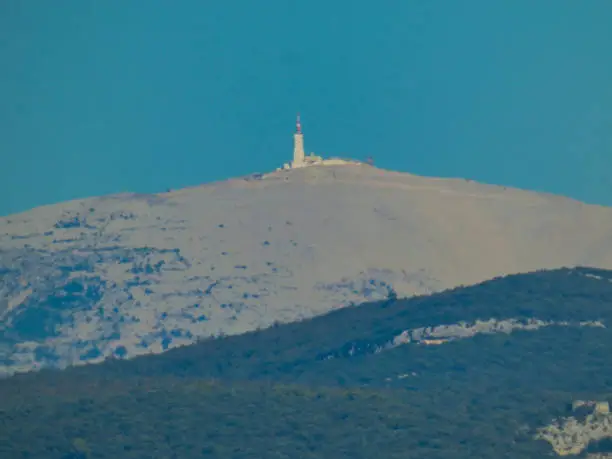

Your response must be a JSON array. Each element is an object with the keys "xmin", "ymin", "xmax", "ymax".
[{"xmin": 293, "ymin": 113, "xmax": 305, "ymax": 167}]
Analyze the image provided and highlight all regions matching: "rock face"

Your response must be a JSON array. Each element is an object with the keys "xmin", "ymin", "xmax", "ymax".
[
  {"xmin": 536, "ymin": 402, "xmax": 612, "ymax": 455},
  {"xmin": 317, "ymin": 317, "xmax": 607, "ymax": 362},
  {"xmin": 2, "ymin": 164, "xmax": 612, "ymax": 375},
  {"xmin": 383, "ymin": 318, "xmax": 605, "ymax": 349}
]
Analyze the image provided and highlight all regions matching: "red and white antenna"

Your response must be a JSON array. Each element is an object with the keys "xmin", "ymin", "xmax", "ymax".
[{"xmin": 296, "ymin": 113, "xmax": 302, "ymax": 134}]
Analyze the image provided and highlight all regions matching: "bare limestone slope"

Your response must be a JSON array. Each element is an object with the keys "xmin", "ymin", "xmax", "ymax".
[{"xmin": 2, "ymin": 164, "xmax": 612, "ymax": 375}]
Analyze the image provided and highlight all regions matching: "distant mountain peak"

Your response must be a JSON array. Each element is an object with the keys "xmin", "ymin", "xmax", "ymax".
[{"xmin": 2, "ymin": 166, "xmax": 612, "ymax": 376}]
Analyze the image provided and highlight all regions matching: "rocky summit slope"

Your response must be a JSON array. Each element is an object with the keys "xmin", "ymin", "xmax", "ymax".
[{"xmin": 2, "ymin": 164, "xmax": 612, "ymax": 375}]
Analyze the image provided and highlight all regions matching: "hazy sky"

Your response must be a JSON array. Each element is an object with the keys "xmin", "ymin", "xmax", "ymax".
[{"xmin": 2, "ymin": 1, "xmax": 612, "ymax": 216}]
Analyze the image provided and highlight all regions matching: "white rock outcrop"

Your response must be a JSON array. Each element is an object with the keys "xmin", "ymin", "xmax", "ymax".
[
  {"xmin": 536, "ymin": 404, "xmax": 612, "ymax": 456},
  {"xmin": 384, "ymin": 318, "xmax": 605, "ymax": 349}
]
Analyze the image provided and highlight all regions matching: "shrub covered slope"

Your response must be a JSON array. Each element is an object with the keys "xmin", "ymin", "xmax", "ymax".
[{"xmin": 2, "ymin": 267, "xmax": 612, "ymax": 458}]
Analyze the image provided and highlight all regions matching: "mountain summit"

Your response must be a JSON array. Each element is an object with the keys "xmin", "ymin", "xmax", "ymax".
[{"xmin": 2, "ymin": 163, "xmax": 612, "ymax": 375}]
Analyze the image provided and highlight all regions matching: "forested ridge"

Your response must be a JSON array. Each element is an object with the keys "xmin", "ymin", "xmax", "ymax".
[{"xmin": 3, "ymin": 267, "xmax": 612, "ymax": 458}]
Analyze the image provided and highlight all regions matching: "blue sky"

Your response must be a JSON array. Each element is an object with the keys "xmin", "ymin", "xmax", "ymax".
[{"xmin": 1, "ymin": 1, "xmax": 612, "ymax": 216}]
